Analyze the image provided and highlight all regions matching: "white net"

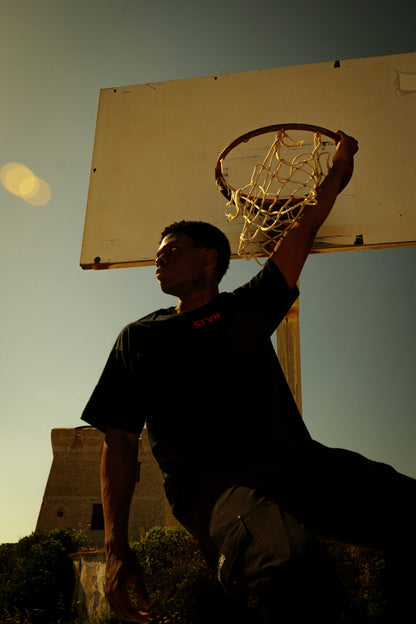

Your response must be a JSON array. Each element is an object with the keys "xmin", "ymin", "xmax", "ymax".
[{"xmin": 225, "ymin": 129, "xmax": 335, "ymax": 260}]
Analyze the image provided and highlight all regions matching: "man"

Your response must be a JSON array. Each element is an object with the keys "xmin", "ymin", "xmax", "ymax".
[{"xmin": 82, "ymin": 132, "xmax": 416, "ymax": 623}]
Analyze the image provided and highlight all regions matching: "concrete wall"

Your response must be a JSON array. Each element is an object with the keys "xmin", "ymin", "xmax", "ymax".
[{"xmin": 71, "ymin": 551, "xmax": 107, "ymax": 621}]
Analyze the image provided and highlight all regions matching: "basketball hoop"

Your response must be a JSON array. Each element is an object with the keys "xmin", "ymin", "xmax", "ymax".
[{"xmin": 215, "ymin": 123, "xmax": 353, "ymax": 260}]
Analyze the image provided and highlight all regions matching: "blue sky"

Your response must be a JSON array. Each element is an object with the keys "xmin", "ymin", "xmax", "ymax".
[{"xmin": 0, "ymin": 0, "xmax": 415, "ymax": 544}]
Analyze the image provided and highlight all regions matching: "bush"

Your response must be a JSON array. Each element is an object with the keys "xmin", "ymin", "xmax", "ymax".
[
  {"xmin": 81, "ymin": 614, "xmax": 119, "ymax": 624},
  {"xmin": 130, "ymin": 526, "xmax": 254, "ymax": 624},
  {"xmin": 93, "ymin": 528, "xmax": 388, "ymax": 624},
  {"xmin": 0, "ymin": 528, "xmax": 90, "ymax": 624},
  {"xmin": 325, "ymin": 540, "xmax": 387, "ymax": 622},
  {"xmin": 131, "ymin": 526, "xmax": 210, "ymax": 624},
  {"xmin": 0, "ymin": 527, "xmax": 388, "ymax": 624},
  {"xmin": 130, "ymin": 529, "xmax": 388, "ymax": 624}
]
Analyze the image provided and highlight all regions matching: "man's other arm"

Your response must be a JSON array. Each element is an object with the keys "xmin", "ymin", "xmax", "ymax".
[
  {"xmin": 270, "ymin": 131, "xmax": 359, "ymax": 289},
  {"xmin": 101, "ymin": 426, "xmax": 150, "ymax": 623}
]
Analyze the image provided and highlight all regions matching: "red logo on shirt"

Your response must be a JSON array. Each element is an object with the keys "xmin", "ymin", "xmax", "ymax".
[{"xmin": 193, "ymin": 312, "xmax": 221, "ymax": 328}]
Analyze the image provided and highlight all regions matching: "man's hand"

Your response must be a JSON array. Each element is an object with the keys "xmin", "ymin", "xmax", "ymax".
[
  {"xmin": 333, "ymin": 130, "xmax": 359, "ymax": 168},
  {"xmin": 105, "ymin": 543, "xmax": 151, "ymax": 623},
  {"xmin": 270, "ymin": 129, "xmax": 359, "ymax": 289}
]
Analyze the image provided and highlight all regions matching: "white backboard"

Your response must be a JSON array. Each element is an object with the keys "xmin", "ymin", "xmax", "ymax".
[{"xmin": 81, "ymin": 52, "xmax": 416, "ymax": 269}]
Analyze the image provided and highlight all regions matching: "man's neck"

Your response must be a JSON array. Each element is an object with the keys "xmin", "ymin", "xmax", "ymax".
[{"xmin": 174, "ymin": 285, "xmax": 219, "ymax": 314}]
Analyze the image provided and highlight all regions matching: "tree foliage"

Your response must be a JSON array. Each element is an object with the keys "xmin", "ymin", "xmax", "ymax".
[
  {"xmin": 130, "ymin": 529, "xmax": 388, "ymax": 624},
  {"xmin": 0, "ymin": 528, "xmax": 90, "ymax": 624},
  {"xmin": 0, "ymin": 527, "xmax": 388, "ymax": 623},
  {"xmin": 130, "ymin": 526, "xmax": 254, "ymax": 624}
]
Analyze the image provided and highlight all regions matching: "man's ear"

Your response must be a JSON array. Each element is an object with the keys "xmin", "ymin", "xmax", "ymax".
[{"xmin": 202, "ymin": 248, "xmax": 218, "ymax": 272}]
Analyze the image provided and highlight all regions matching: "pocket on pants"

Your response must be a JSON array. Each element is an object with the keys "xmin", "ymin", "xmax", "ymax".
[
  {"xmin": 213, "ymin": 497, "xmax": 311, "ymax": 594},
  {"xmin": 216, "ymin": 514, "xmax": 250, "ymax": 592}
]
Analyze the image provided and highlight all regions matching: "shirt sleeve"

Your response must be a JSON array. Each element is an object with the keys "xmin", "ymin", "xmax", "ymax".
[
  {"xmin": 81, "ymin": 326, "xmax": 145, "ymax": 435},
  {"xmin": 232, "ymin": 259, "xmax": 299, "ymax": 334}
]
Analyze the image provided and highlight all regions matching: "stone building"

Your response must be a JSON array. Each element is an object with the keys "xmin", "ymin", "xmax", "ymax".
[{"xmin": 36, "ymin": 427, "xmax": 180, "ymax": 545}]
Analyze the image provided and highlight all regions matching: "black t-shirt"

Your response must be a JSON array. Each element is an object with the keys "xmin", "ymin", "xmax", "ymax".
[{"xmin": 81, "ymin": 260, "xmax": 311, "ymax": 523}]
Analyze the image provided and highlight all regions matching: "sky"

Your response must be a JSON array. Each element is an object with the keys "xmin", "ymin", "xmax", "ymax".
[{"xmin": 0, "ymin": 0, "xmax": 415, "ymax": 544}]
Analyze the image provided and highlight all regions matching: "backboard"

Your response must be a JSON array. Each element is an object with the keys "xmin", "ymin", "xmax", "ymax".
[{"xmin": 80, "ymin": 52, "xmax": 416, "ymax": 269}]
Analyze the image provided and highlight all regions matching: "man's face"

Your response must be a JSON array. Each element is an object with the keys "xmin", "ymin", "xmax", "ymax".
[{"xmin": 155, "ymin": 232, "xmax": 210, "ymax": 297}]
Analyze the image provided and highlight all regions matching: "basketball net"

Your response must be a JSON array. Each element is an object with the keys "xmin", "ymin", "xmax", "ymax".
[{"xmin": 225, "ymin": 129, "xmax": 333, "ymax": 260}]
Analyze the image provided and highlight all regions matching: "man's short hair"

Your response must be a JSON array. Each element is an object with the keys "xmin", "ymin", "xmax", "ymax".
[{"xmin": 160, "ymin": 220, "xmax": 231, "ymax": 283}]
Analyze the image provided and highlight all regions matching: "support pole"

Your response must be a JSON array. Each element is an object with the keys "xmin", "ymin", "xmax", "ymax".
[{"xmin": 276, "ymin": 298, "xmax": 302, "ymax": 414}]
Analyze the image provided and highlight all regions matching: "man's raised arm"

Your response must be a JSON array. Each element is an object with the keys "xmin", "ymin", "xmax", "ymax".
[
  {"xmin": 270, "ymin": 131, "xmax": 359, "ymax": 289},
  {"xmin": 101, "ymin": 426, "xmax": 150, "ymax": 623}
]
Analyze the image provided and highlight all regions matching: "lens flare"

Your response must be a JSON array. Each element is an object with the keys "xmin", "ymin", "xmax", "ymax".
[
  {"xmin": 1, "ymin": 162, "xmax": 51, "ymax": 206},
  {"xmin": 25, "ymin": 178, "xmax": 52, "ymax": 206}
]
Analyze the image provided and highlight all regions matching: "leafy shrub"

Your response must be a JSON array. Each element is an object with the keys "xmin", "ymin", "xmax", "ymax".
[
  {"xmin": 0, "ymin": 527, "xmax": 388, "ymax": 624},
  {"xmin": 129, "ymin": 529, "xmax": 388, "ymax": 624},
  {"xmin": 81, "ymin": 614, "xmax": 120, "ymax": 624},
  {"xmin": 0, "ymin": 528, "xmax": 90, "ymax": 624},
  {"xmin": 131, "ymin": 526, "xmax": 254, "ymax": 624},
  {"xmin": 325, "ymin": 540, "xmax": 387, "ymax": 622}
]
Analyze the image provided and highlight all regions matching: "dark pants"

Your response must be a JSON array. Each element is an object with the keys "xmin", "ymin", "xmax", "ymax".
[{"xmin": 191, "ymin": 442, "xmax": 416, "ymax": 622}]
